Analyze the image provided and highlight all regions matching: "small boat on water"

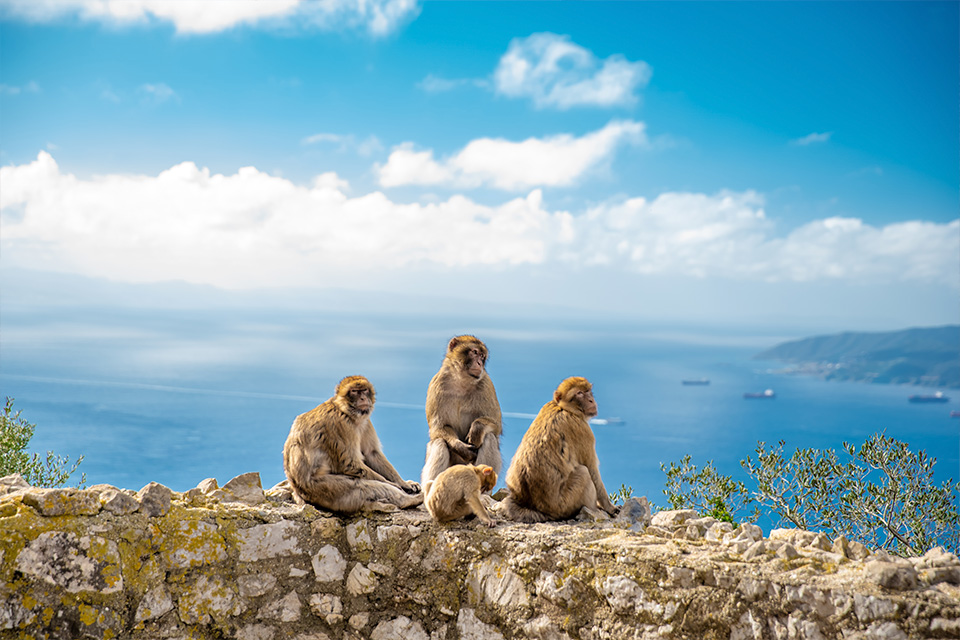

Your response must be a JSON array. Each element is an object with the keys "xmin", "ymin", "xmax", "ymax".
[
  {"xmin": 682, "ymin": 378, "xmax": 710, "ymax": 386},
  {"xmin": 590, "ymin": 417, "xmax": 626, "ymax": 426},
  {"xmin": 744, "ymin": 389, "xmax": 776, "ymax": 399},
  {"xmin": 908, "ymin": 391, "xmax": 949, "ymax": 404},
  {"xmin": 950, "ymin": 410, "xmax": 960, "ymax": 418}
]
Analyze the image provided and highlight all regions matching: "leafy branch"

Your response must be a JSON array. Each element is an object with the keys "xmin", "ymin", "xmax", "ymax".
[{"xmin": 0, "ymin": 397, "xmax": 86, "ymax": 488}]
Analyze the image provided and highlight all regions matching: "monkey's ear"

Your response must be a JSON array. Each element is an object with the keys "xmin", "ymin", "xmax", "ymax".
[
  {"xmin": 482, "ymin": 467, "xmax": 493, "ymax": 477},
  {"xmin": 448, "ymin": 336, "xmax": 462, "ymax": 352},
  {"xmin": 553, "ymin": 390, "xmax": 563, "ymax": 403}
]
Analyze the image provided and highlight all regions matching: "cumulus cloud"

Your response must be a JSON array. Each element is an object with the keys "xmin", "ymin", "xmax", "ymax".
[
  {"xmin": 493, "ymin": 33, "xmax": 652, "ymax": 109},
  {"xmin": 377, "ymin": 120, "xmax": 647, "ymax": 190},
  {"xmin": 0, "ymin": 0, "xmax": 420, "ymax": 36},
  {"xmin": 2, "ymin": 152, "xmax": 956, "ymax": 290},
  {"xmin": 791, "ymin": 132, "xmax": 833, "ymax": 146}
]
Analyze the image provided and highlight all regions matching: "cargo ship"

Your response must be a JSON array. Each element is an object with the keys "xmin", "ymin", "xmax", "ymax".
[
  {"xmin": 908, "ymin": 391, "xmax": 949, "ymax": 404},
  {"xmin": 682, "ymin": 379, "xmax": 710, "ymax": 386},
  {"xmin": 744, "ymin": 389, "xmax": 776, "ymax": 399}
]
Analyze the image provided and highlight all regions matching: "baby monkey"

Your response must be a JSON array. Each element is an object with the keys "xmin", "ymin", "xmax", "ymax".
[{"xmin": 426, "ymin": 464, "xmax": 498, "ymax": 527}]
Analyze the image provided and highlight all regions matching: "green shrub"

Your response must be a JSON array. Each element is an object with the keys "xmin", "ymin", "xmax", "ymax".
[
  {"xmin": 662, "ymin": 433, "xmax": 959, "ymax": 556},
  {"xmin": 0, "ymin": 397, "xmax": 86, "ymax": 487},
  {"xmin": 608, "ymin": 483, "xmax": 634, "ymax": 505},
  {"xmin": 661, "ymin": 455, "xmax": 756, "ymax": 523}
]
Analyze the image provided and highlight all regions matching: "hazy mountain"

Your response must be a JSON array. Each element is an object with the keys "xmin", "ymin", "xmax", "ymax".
[{"xmin": 755, "ymin": 326, "xmax": 960, "ymax": 388}]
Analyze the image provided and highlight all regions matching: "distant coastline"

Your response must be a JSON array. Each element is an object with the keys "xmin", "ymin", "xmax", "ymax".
[{"xmin": 754, "ymin": 326, "xmax": 960, "ymax": 389}]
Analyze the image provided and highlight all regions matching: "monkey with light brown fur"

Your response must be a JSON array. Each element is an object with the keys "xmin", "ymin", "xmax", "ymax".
[
  {"xmin": 426, "ymin": 464, "xmax": 498, "ymax": 527},
  {"xmin": 421, "ymin": 336, "xmax": 502, "ymax": 497},
  {"xmin": 502, "ymin": 377, "xmax": 618, "ymax": 522},
  {"xmin": 283, "ymin": 376, "xmax": 422, "ymax": 514}
]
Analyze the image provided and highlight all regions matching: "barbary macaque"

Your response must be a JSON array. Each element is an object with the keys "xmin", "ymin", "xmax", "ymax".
[
  {"xmin": 421, "ymin": 335, "xmax": 502, "ymax": 496},
  {"xmin": 283, "ymin": 375, "xmax": 422, "ymax": 514},
  {"xmin": 502, "ymin": 376, "xmax": 617, "ymax": 522},
  {"xmin": 426, "ymin": 463, "xmax": 498, "ymax": 527}
]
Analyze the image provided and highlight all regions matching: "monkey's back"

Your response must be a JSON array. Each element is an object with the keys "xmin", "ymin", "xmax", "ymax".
[
  {"xmin": 284, "ymin": 400, "xmax": 359, "ymax": 482},
  {"xmin": 505, "ymin": 402, "xmax": 582, "ymax": 506},
  {"xmin": 426, "ymin": 465, "xmax": 481, "ymax": 521}
]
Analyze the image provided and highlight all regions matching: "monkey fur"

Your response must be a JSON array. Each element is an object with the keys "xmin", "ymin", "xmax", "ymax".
[
  {"xmin": 283, "ymin": 375, "xmax": 422, "ymax": 515},
  {"xmin": 421, "ymin": 336, "xmax": 503, "ymax": 496},
  {"xmin": 426, "ymin": 463, "xmax": 498, "ymax": 527},
  {"xmin": 502, "ymin": 377, "xmax": 618, "ymax": 523}
]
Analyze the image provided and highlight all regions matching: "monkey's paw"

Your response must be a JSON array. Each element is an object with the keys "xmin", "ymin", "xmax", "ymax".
[
  {"xmin": 403, "ymin": 481, "xmax": 422, "ymax": 494},
  {"xmin": 451, "ymin": 440, "xmax": 479, "ymax": 462}
]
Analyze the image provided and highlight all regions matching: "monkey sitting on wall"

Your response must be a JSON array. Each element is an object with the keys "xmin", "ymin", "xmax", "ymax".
[
  {"xmin": 502, "ymin": 376, "xmax": 618, "ymax": 522},
  {"xmin": 426, "ymin": 464, "xmax": 498, "ymax": 527},
  {"xmin": 421, "ymin": 335, "xmax": 502, "ymax": 497},
  {"xmin": 283, "ymin": 375, "xmax": 422, "ymax": 514}
]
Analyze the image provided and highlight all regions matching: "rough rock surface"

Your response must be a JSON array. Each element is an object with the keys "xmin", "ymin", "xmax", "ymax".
[{"xmin": 1, "ymin": 474, "xmax": 957, "ymax": 640}]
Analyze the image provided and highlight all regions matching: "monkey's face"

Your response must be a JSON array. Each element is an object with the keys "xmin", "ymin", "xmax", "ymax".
[
  {"xmin": 344, "ymin": 385, "xmax": 374, "ymax": 415},
  {"xmin": 453, "ymin": 344, "xmax": 487, "ymax": 379},
  {"xmin": 574, "ymin": 388, "xmax": 598, "ymax": 418},
  {"xmin": 464, "ymin": 346, "xmax": 486, "ymax": 379}
]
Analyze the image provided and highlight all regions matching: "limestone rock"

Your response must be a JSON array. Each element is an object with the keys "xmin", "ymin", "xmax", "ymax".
[
  {"xmin": 650, "ymin": 508, "xmax": 697, "ymax": 528},
  {"xmin": 257, "ymin": 590, "xmax": 301, "ymax": 622},
  {"xmin": 4, "ymin": 475, "xmax": 957, "ymax": 640},
  {"xmin": 22, "ymin": 487, "xmax": 101, "ymax": 516},
  {"xmin": 865, "ymin": 561, "xmax": 918, "ymax": 591},
  {"xmin": 239, "ymin": 573, "xmax": 278, "ymax": 598},
  {"xmin": 467, "ymin": 556, "xmax": 529, "ymax": 608},
  {"xmin": 237, "ymin": 519, "xmax": 301, "ymax": 562},
  {"xmin": 160, "ymin": 519, "xmax": 227, "ymax": 569},
  {"xmin": 523, "ymin": 615, "xmax": 573, "ymax": 640},
  {"xmin": 312, "ymin": 545, "xmax": 347, "ymax": 582},
  {"xmin": 0, "ymin": 473, "xmax": 30, "ymax": 495},
  {"xmin": 197, "ymin": 477, "xmax": 219, "ymax": 494},
  {"xmin": 16, "ymin": 531, "xmax": 123, "ymax": 593},
  {"xmin": 371, "ymin": 615, "xmax": 429, "ymax": 640},
  {"xmin": 219, "ymin": 472, "xmax": 265, "ymax": 505},
  {"xmin": 348, "ymin": 612, "xmax": 369, "ymax": 630},
  {"xmin": 457, "ymin": 609, "xmax": 504, "ymax": 640},
  {"xmin": 308, "ymin": 593, "xmax": 342, "ymax": 625},
  {"xmin": 99, "ymin": 487, "xmax": 140, "ymax": 515},
  {"xmin": 346, "ymin": 563, "xmax": 377, "ymax": 595},
  {"xmin": 236, "ymin": 624, "xmax": 276, "ymax": 640},
  {"xmin": 135, "ymin": 586, "xmax": 174, "ymax": 623},
  {"xmin": 644, "ymin": 525, "xmax": 673, "ymax": 538},
  {"xmin": 346, "ymin": 519, "xmax": 373, "ymax": 551},
  {"xmin": 137, "ymin": 482, "xmax": 173, "ymax": 517},
  {"xmin": 177, "ymin": 574, "xmax": 242, "ymax": 624}
]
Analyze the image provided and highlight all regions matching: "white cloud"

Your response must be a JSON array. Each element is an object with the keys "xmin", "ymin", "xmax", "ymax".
[
  {"xmin": 417, "ymin": 74, "xmax": 489, "ymax": 93},
  {"xmin": 791, "ymin": 131, "xmax": 833, "ymax": 146},
  {"xmin": 0, "ymin": 0, "xmax": 420, "ymax": 36},
  {"xmin": 2, "ymin": 152, "xmax": 956, "ymax": 291},
  {"xmin": 377, "ymin": 120, "xmax": 647, "ymax": 190},
  {"xmin": 138, "ymin": 82, "xmax": 179, "ymax": 104},
  {"xmin": 302, "ymin": 133, "xmax": 383, "ymax": 156},
  {"xmin": 0, "ymin": 81, "xmax": 40, "ymax": 95},
  {"xmin": 493, "ymin": 33, "xmax": 651, "ymax": 109}
]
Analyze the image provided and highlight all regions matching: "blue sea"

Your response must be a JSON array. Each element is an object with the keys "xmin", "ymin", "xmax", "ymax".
[{"xmin": 1, "ymin": 306, "xmax": 957, "ymax": 520}]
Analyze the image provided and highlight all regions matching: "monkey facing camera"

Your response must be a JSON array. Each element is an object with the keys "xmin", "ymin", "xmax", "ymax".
[{"xmin": 283, "ymin": 375, "xmax": 422, "ymax": 515}]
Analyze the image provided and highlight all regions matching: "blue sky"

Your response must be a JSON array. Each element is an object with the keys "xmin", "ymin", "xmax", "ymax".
[{"xmin": 1, "ymin": 0, "xmax": 958, "ymax": 329}]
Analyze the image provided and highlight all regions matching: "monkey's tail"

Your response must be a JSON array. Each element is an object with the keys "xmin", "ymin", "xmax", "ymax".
[{"xmin": 501, "ymin": 494, "xmax": 551, "ymax": 523}]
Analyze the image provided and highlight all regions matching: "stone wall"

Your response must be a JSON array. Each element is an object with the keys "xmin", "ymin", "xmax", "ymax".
[{"xmin": 1, "ymin": 472, "xmax": 957, "ymax": 640}]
